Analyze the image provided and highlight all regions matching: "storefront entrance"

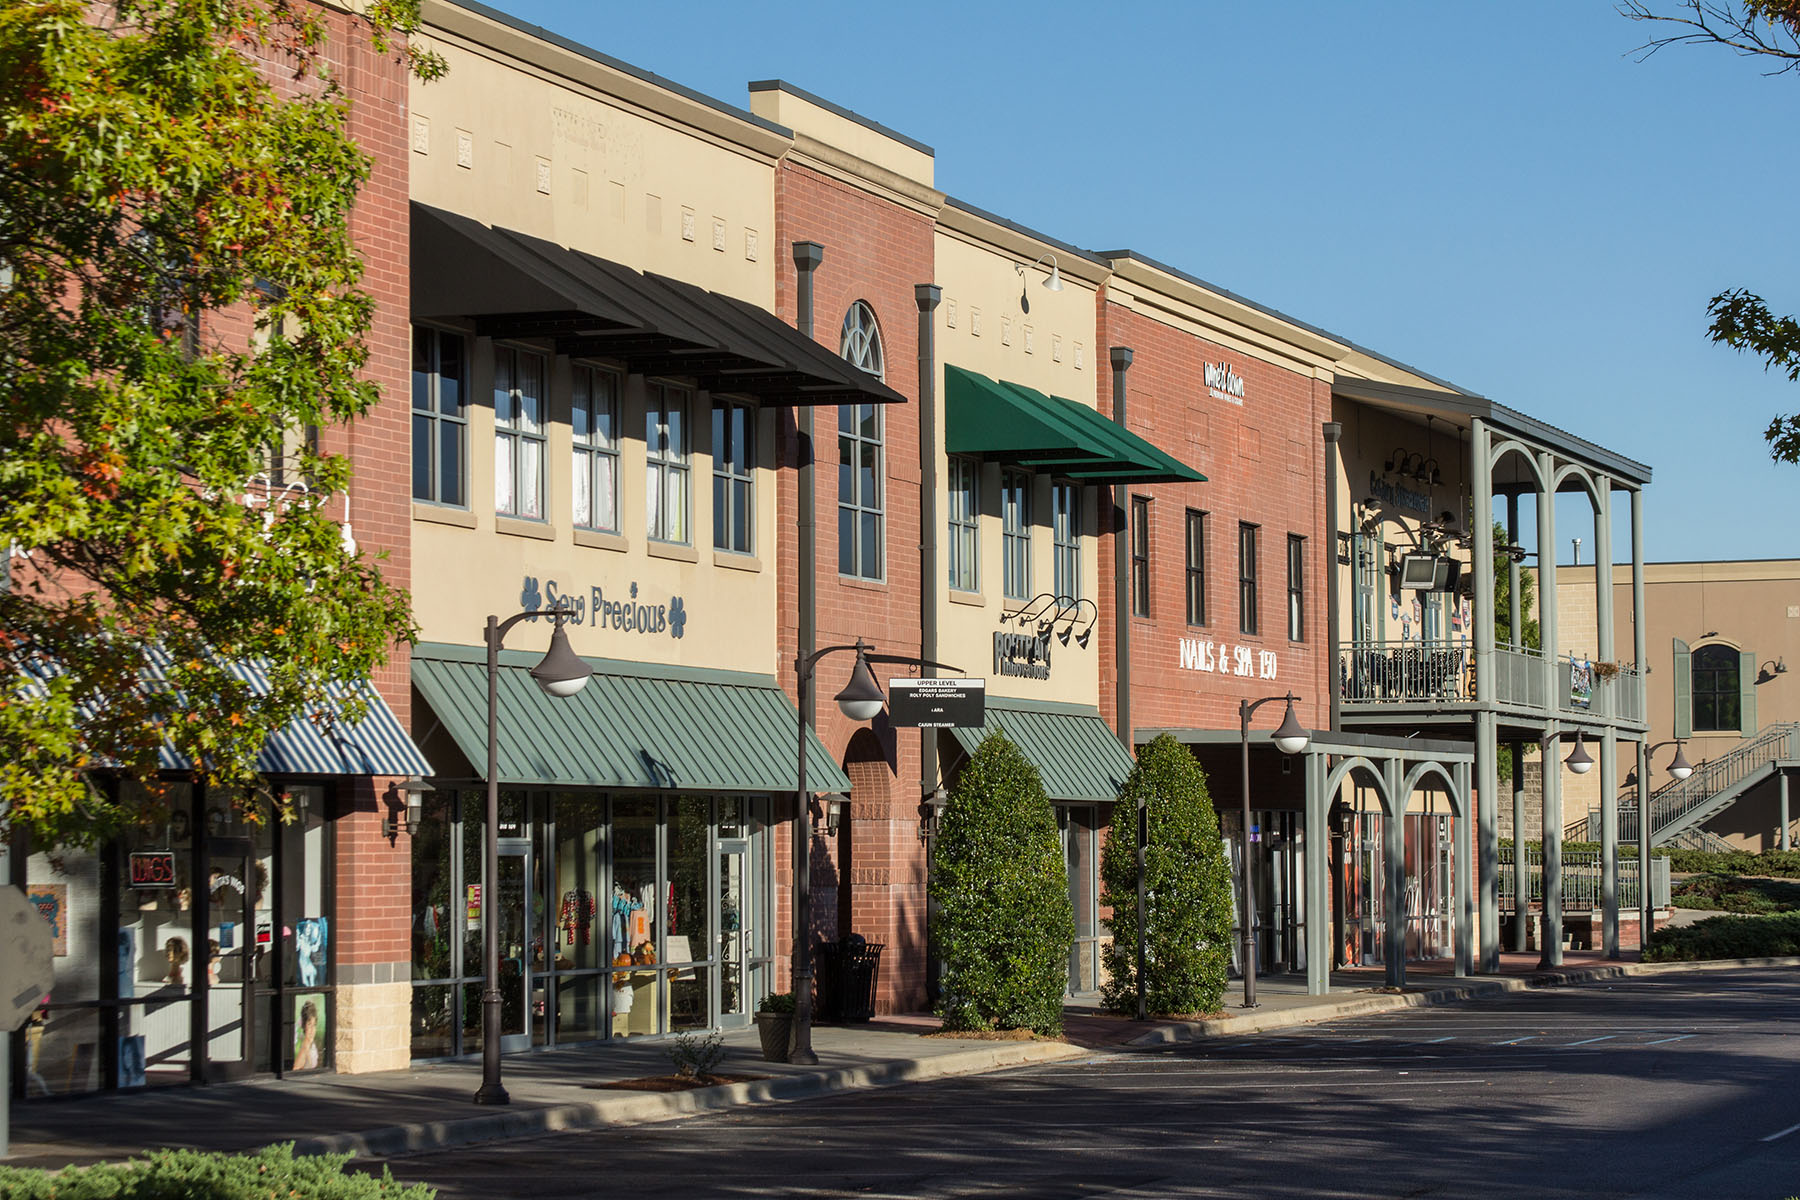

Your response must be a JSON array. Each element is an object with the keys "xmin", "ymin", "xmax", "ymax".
[
  {"xmin": 1223, "ymin": 809, "xmax": 1307, "ymax": 978},
  {"xmin": 1338, "ymin": 804, "xmax": 1457, "ymax": 966},
  {"xmin": 1060, "ymin": 806, "xmax": 1102, "ymax": 997},
  {"xmin": 411, "ymin": 789, "xmax": 771, "ymax": 1058}
]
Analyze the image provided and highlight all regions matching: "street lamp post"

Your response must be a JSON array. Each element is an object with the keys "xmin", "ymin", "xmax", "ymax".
[
  {"xmin": 1638, "ymin": 738, "xmax": 1692, "ymax": 946},
  {"xmin": 791, "ymin": 638, "xmax": 955, "ymax": 1065},
  {"xmin": 474, "ymin": 608, "xmax": 592, "ymax": 1106},
  {"xmin": 1238, "ymin": 693, "xmax": 1310, "ymax": 1009}
]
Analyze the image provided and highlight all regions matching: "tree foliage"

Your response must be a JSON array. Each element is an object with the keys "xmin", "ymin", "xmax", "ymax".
[
  {"xmin": 1622, "ymin": 1, "xmax": 1800, "ymax": 462},
  {"xmin": 0, "ymin": 0, "xmax": 442, "ymax": 845},
  {"xmin": 929, "ymin": 732, "xmax": 1073, "ymax": 1035},
  {"xmin": 1099, "ymin": 734, "xmax": 1233, "ymax": 1017}
]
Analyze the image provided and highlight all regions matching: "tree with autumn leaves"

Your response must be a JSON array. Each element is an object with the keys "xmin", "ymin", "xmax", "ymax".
[{"xmin": 0, "ymin": 0, "xmax": 442, "ymax": 845}]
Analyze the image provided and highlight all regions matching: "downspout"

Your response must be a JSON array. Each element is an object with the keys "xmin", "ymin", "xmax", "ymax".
[
  {"xmin": 793, "ymin": 242, "xmax": 824, "ymax": 732},
  {"xmin": 1110, "ymin": 347, "xmax": 1134, "ymax": 751},
  {"xmin": 916, "ymin": 284, "xmax": 943, "ymax": 803}
]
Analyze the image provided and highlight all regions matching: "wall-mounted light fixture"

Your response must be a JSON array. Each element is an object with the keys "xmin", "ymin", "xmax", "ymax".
[
  {"xmin": 1760, "ymin": 658, "xmax": 1789, "ymax": 684},
  {"xmin": 1016, "ymin": 253, "xmax": 1063, "ymax": 314},
  {"xmin": 823, "ymin": 794, "xmax": 849, "ymax": 837},
  {"xmin": 386, "ymin": 778, "xmax": 435, "ymax": 839}
]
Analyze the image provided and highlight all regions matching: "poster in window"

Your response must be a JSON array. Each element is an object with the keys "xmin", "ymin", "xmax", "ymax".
[
  {"xmin": 295, "ymin": 917, "xmax": 328, "ymax": 988},
  {"xmin": 293, "ymin": 994, "xmax": 327, "ymax": 1071},
  {"xmin": 27, "ymin": 883, "xmax": 67, "ymax": 956}
]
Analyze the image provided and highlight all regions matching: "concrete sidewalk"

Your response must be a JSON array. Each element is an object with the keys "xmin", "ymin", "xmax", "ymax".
[{"xmin": 8, "ymin": 951, "xmax": 1792, "ymax": 1171}]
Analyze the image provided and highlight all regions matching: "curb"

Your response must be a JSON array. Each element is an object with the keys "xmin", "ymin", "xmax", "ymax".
[
  {"xmin": 292, "ymin": 1039, "xmax": 1084, "ymax": 1158},
  {"xmin": 1124, "ymin": 956, "xmax": 1800, "ymax": 1047}
]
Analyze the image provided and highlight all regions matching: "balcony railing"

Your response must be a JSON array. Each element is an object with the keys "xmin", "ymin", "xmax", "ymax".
[{"xmin": 1338, "ymin": 642, "xmax": 1644, "ymax": 722}]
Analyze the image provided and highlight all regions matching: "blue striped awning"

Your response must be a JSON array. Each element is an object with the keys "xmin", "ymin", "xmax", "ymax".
[{"xmin": 11, "ymin": 653, "xmax": 428, "ymax": 778}]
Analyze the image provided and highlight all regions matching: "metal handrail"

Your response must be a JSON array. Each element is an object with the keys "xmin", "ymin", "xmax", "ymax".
[
  {"xmin": 1642, "ymin": 722, "xmax": 1800, "ymax": 836},
  {"xmin": 1497, "ymin": 845, "xmax": 1670, "ymax": 908}
]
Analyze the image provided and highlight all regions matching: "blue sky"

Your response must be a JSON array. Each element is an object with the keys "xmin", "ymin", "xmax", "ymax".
[{"xmin": 491, "ymin": 0, "xmax": 1797, "ymax": 564}]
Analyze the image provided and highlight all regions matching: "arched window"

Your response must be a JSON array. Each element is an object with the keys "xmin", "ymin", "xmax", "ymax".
[
  {"xmin": 1692, "ymin": 643, "xmax": 1741, "ymax": 732},
  {"xmin": 837, "ymin": 302, "xmax": 884, "ymax": 579}
]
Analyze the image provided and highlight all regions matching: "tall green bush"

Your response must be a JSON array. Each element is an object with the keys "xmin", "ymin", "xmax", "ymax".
[
  {"xmin": 0, "ymin": 1145, "xmax": 433, "ymax": 1200},
  {"xmin": 930, "ymin": 732, "xmax": 1073, "ymax": 1035},
  {"xmin": 1100, "ymin": 734, "xmax": 1233, "ymax": 1016}
]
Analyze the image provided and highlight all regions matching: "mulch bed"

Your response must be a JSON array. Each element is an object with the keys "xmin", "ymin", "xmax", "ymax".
[{"xmin": 589, "ymin": 1073, "xmax": 769, "ymax": 1092}]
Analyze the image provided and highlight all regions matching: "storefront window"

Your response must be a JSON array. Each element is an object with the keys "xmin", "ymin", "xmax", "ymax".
[{"xmin": 668, "ymin": 797, "xmax": 711, "ymax": 1031}]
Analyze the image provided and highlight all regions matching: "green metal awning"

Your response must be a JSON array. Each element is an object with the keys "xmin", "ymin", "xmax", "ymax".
[
  {"xmin": 944, "ymin": 365, "xmax": 1206, "ymax": 484},
  {"xmin": 411, "ymin": 643, "xmax": 850, "ymax": 793},
  {"xmin": 948, "ymin": 698, "xmax": 1135, "ymax": 803}
]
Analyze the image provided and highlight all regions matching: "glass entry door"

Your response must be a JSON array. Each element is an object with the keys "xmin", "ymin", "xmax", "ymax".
[
  {"xmin": 718, "ymin": 839, "xmax": 752, "ymax": 1027},
  {"xmin": 495, "ymin": 840, "xmax": 532, "ymax": 1051},
  {"xmin": 204, "ymin": 839, "xmax": 255, "ymax": 1081}
]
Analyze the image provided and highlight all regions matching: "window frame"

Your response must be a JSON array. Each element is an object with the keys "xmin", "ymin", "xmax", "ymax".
[
  {"xmin": 1239, "ymin": 521, "xmax": 1260, "ymax": 637},
  {"xmin": 571, "ymin": 363, "xmax": 621, "ymax": 535},
  {"xmin": 492, "ymin": 344, "xmax": 548, "ymax": 521},
  {"xmin": 1287, "ymin": 533, "xmax": 1305, "ymax": 643},
  {"xmin": 1001, "ymin": 469, "xmax": 1033, "ymax": 602},
  {"xmin": 837, "ymin": 301, "xmax": 886, "ymax": 581},
  {"xmin": 646, "ymin": 381, "xmax": 691, "ymax": 545},
  {"xmin": 1052, "ymin": 482, "xmax": 1081, "ymax": 602},
  {"xmin": 948, "ymin": 455, "xmax": 980, "ymax": 593},
  {"xmin": 711, "ymin": 396, "xmax": 756, "ymax": 555},
  {"xmin": 1184, "ymin": 509, "xmax": 1207, "ymax": 627},
  {"xmin": 1130, "ymin": 495, "xmax": 1151, "ymax": 618},
  {"xmin": 1691, "ymin": 643, "xmax": 1741, "ymax": 732},
  {"xmin": 411, "ymin": 325, "xmax": 468, "ymax": 508}
]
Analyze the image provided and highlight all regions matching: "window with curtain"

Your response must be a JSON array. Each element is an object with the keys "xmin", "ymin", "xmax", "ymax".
[
  {"xmin": 1130, "ymin": 496, "xmax": 1151, "ymax": 618},
  {"xmin": 1287, "ymin": 534, "xmax": 1305, "ymax": 642},
  {"xmin": 571, "ymin": 366, "xmax": 619, "ymax": 533},
  {"xmin": 1239, "ymin": 522, "xmax": 1259, "ymax": 636},
  {"xmin": 948, "ymin": 456, "xmax": 979, "ymax": 592},
  {"xmin": 411, "ymin": 327, "xmax": 466, "ymax": 506},
  {"xmin": 1185, "ymin": 509, "xmax": 1207, "ymax": 627},
  {"xmin": 1052, "ymin": 482, "xmax": 1081, "ymax": 601},
  {"xmin": 646, "ymin": 383, "xmax": 690, "ymax": 544},
  {"xmin": 1001, "ymin": 469, "xmax": 1032, "ymax": 601},
  {"xmin": 493, "ymin": 346, "xmax": 546, "ymax": 520},
  {"xmin": 712, "ymin": 399, "xmax": 754, "ymax": 554}
]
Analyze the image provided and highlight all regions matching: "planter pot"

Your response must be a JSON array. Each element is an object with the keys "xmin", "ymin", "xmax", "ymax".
[{"xmin": 755, "ymin": 1011, "xmax": 793, "ymax": 1063}]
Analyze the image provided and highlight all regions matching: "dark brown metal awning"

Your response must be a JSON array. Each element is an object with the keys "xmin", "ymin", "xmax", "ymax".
[{"xmin": 411, "ymin": 203, "xmax": 905, "ymax": 407}]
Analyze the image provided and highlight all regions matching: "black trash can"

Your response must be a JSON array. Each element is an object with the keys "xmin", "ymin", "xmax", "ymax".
[
  {"xmin": 813, "ymin": 934, "xmax": 885, "ymax": 1023},
  {"xmin": 813, "ymin": 938, "xmax": 844, "ymax": 1023}
]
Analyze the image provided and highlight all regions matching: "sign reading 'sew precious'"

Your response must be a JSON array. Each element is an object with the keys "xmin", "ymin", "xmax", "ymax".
[{"xmin": 888, "ymin": 678, "xmax": 986, "ymax": 729}]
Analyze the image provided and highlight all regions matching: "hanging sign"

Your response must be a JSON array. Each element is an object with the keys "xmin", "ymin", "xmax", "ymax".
[{"xmin": 889, "ymin": 678, "xmax": 986, "ymax": 728}]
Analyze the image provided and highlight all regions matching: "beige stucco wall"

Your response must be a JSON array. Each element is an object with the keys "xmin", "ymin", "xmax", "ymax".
[
  {"xmin": 930, "ymin": 225, "xmax": 1104, "ymax": 709},
  {"xmin": 412, "ymin": 7, "xmax": 782, "ymax": 305}
]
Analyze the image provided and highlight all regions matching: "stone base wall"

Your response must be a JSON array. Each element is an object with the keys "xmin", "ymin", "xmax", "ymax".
[{"xmin": 334, "ymin": 977, "xmax": 412, "ymax": 1074}]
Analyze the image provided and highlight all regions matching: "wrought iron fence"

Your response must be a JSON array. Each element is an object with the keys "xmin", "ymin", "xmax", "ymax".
[{"xmin": 1496, "ymin": 845, "xmax": 1670, "ymax": 909}]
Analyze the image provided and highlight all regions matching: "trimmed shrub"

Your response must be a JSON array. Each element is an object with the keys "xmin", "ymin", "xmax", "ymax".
[
  {"xmin": 1672, "ymin": 873, "xmax": 1800, "ymax": 914},
  {"xmin": 930, "ymin": 732, "xmax": 1073, "ymax": 1035},
  {"xmin": 1100, "ymin": 734, "xmax": 1233, "ymax": 1017},
  {"xmin": 1663, "ymin": 848, "xmax": 1800, "ymax": 877},
  {"xmin": 1644, "ymin": 911, "xmax": 1800, "ymax": 962},
  {"xmin": 0, "ymin": 1145, "xmax": 433, "ymax": 1199}
]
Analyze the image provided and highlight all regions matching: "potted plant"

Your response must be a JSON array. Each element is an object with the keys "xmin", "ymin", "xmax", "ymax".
[{"xmin": 755, "ymin": 992, "xmax": 795, "ymax": 1063}]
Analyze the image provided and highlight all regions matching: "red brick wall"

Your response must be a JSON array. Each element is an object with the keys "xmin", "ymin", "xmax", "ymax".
[
  {"xmin": 1096, "ymin": 301, "xmax": 1331, "ymax": 745},
  {"xmin": 771, "ymin": 161, "xmax": 934, "ymax": 1013}
]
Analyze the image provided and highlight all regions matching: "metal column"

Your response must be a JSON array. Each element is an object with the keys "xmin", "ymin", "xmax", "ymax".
[
  {"xmin": 1455, "ymin": 758, "xmax": 1474, "ymax": 978},
  {"xmin": 1471, "ymin": 419, "xmax": 1499, "ymax": 971},
  {"xmin": 1537, "ymin": 454, "xmax": 1562, "ymax": 965},
  {"xmin": 1383, "ymin": 755, "xmax": 1406, "ymax": 989},
  {"xmin": 1305, "ymin": 748, "xmax": 1332, "ymax": 995},
  {"xmin": 1595, "ymin": 479, "xmax": 1618, "ymax": 958},
  {"xmin": 1631, "ymin": 487, "xmax": 1652, "ymax": 943}
]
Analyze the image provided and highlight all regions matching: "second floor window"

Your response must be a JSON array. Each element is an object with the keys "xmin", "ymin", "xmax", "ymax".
[
  {"xmin": 1052, "ymin": 482, "xmax": 1080, "ymax": 601},
  {"xmin": 1239, "ymin": 522, "xmax": 1259, "ymax": 636},
  {"xmin": 1287, "ymin": 534, "xmax": 1305, "ymax": 642},
  {"xmin": 411, "ymin": 327, "xmax": 466, "ymax": 506},
  {"xmin": 839, "ymin": 301, "xmax": 885, "ymax": 580},
  {"xmin": 1185, "ymin": 509, "xmax": 1207, "ymax": 626},
  {"xmin": 1131, "ymin": 496, "xmax": 1151, "ymax": 618},
  {"xmin": 948, "ymin": 456, "xmax": 979, "ymax": 592},
  {"xmin": 493, "ymin": 347, "xmax": 546, "ymax": 520},
  {"xmin": 712, "ymin": 399, "xmax": 754, "ymax": 554},
  {"xmin": 1001, "ymin": 470, "xmax": 1032, "ymax": 601},
  {"xmin": 571, "ymin": 366, "xmax": 619, "ymax": 533},
  {"xmin": 1692, "ymin": 643, "xmax": 1742, "ymax": 732},
  {"xmin": 646, "ymin": 383, "xmax": 689, "ymax": 543}
]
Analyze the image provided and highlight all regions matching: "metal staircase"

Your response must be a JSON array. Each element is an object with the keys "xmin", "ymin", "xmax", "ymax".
[{"xmin": 1612, "ymin": 723, "xmax": 1800, "ymax": 846}]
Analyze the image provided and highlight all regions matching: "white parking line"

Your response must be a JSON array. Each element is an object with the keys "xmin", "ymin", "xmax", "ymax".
[
  {"xmin": 1761, "ymin": 1122, "xmax": 1800, "ymax": 1143},
  {"xmin": 1494, "ymin": 1036, "xmax": 1537, "ymax": 1045},
  {"xmin": 1643, "ymin": 1035, "xmax": 1693, "ymax": 1045},
  {"xmin": 1564, "ymin": 1035, "xmax": 1617, "ymax": 1046}
]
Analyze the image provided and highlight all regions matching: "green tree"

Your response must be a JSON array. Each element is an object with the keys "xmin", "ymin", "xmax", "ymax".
[
  {"xmin": 0, "ymin": 0, "xmax": 442, "ymax": 845},
  {"xmin": 1622, "ymin": 1, "xmax": 1800, "ymax": 461},
  {"xmin": 929, "ymin": 733, "xmax": 1073, "ymax": 1035},
  {"xmin": 1100, "ymin": 734, "xmax": 1233, "ymax": 1016}
]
